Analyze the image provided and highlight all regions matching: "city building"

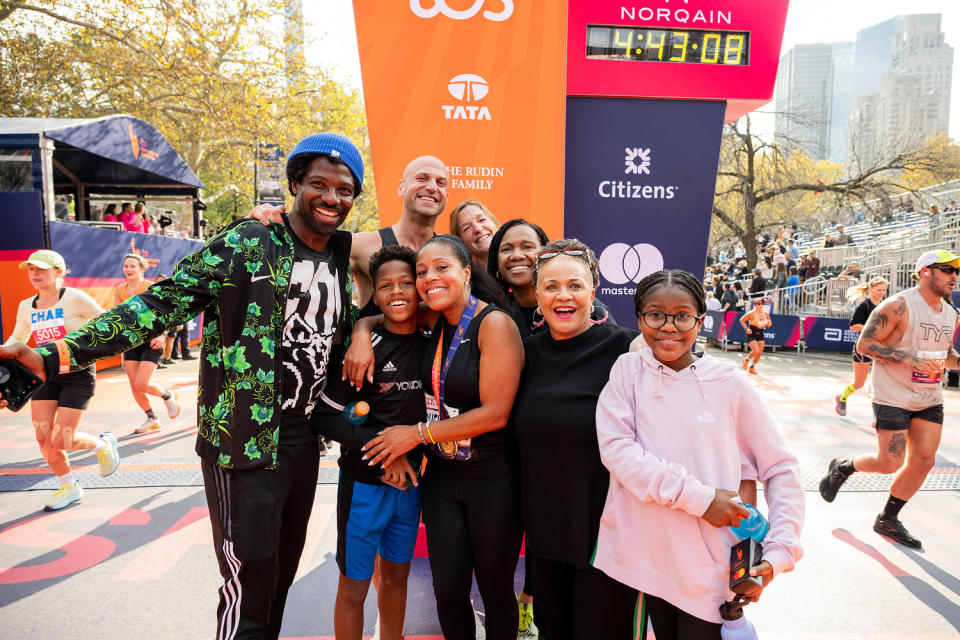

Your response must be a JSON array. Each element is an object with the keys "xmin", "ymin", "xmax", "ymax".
[
  {"xmin": 775, "ymin": 14, "xmax": 953, "ymax": 169},
  {"xmin": 774, "ymin": 44, "xmax": 834, "ymax": 161}
]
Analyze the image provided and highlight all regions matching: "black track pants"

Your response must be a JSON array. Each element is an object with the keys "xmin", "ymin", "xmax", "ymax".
[{"xmin": 202, "ymin": 442, "xmax": 320, "ymax": 640}]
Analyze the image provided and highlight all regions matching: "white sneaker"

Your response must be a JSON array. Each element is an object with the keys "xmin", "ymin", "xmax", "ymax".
[
  {"xmin": 163, "ymin": 390, "xmax": 181, "ymax": 419},
  {"xmin": 96, "ymin": 432, "xmax": 121, "ymax": 477},
  {"xmin": 134, "ymin": 417, "xmax": 161, "ymax": 434},
  {"xmin": 44, "ymin": 481, "xmax": 83, "ymax": 511}
]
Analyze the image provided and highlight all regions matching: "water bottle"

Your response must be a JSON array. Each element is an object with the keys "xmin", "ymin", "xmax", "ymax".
[
  {"xmin": 342, "ymin": 400, "xmax": 370, "ymax": 426},
  {"xmin": 720, "ymin": 612, "xmax": 759, "ymax": 640},
  {"xmin": 730, "ymin": 503, "xmax": 769, "ymax": 542}
]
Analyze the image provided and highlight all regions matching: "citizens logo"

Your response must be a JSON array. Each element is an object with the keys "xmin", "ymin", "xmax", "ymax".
[
  {"xmin": 443, "ymin": 74, "xmax": 492, "ymax": 121},
  {"xmin": 624, "ymin": 148, "xmax": 651, "ymax": 175},
  {"xmin": 598, "ymin": 243, "xmax": 664, "ymax": 287},
  {"xmin": 411, "ymin": 0, "xmax": 513, "ymax": 22},
  {"xmin": 599, "ymin": 145, "xmax": 677, "ymax": 200}
]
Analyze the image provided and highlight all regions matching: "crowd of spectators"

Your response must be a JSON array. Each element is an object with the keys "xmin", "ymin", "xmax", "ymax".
[{"xmin": 54, "ymin": 195, "xmax": 194, "ymax": 239}]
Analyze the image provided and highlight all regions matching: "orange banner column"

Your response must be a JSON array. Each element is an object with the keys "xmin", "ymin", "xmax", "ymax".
[{"xmin": 353, "ymin": 0, "xmax": 568, "ymax": 241}]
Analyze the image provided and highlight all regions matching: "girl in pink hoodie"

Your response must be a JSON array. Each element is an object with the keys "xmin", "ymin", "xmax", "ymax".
[{"xmin": 593, "ymin": 270, "xmax": 804, "ymax": 639}]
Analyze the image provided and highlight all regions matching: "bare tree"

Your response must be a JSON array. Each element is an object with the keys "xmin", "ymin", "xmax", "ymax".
[{"xmin": 712, "ymin": 115, "xmax": 960, "ymax": 267}]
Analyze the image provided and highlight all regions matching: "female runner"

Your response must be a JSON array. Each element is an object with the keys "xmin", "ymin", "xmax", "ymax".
[
  {"xmin": 4, "ymin": 250, "xmax": 120, "ymax": 510},
  {"xmin": 835, "ymin": 276, "xmax": 889, "ymax": 415},
  {"xmin": 740, "ymin": 299, "xmax": 771, "ymax": 375},
  {"xmin": 115, "ymin": 253, "xmax": 179, "ymax": 433}
]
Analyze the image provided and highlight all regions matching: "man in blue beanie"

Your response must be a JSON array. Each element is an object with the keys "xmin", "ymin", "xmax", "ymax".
[{"xmin": 0, "ymin": 132, "xmax": 365, "ymax": 640}]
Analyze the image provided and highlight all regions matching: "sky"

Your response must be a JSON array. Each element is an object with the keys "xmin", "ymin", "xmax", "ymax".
[{"xmin": 304, "ymin": 1, "xmax": 959, "ymax": 141}]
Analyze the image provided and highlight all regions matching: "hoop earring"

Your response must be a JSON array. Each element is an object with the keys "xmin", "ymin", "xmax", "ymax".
[{"xmin": 532, "ymin": 305, "xmax": 546, "ymax": 328}]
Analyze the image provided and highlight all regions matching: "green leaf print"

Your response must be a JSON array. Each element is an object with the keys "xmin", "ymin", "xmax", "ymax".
[
  {"xmin": 244, "ymin": 437, "xmax": 262, "ymax": 460},
  {"xmin": 250, "ymin": 404, "xmax": 274, "ymax": 425}
]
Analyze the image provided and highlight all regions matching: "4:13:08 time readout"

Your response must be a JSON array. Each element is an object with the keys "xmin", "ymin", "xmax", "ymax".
[{"xmin": 586, "ymin": 26, "xmax": 750, "ymax": 66}]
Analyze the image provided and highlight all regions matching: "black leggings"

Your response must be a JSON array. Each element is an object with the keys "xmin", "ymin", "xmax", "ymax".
[
  {"xmin": 644, "ymin": 594, "xmax": 722, "ymax": 640},
  {"xmin": 420, "ymin": 462, "xmax": 523, "ymax": 640},
  {"xmin": 531, "ymin": 555, "xmax": 640, "ymax": 640}
]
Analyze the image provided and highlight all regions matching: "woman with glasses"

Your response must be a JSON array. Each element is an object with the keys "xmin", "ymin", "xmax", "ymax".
[
  {"xmin": 355, "ymin": 234, "xmax": 525, "ymax": 640},
  {"xmin": 739, "ymin": 298, "xmax": 771, "ymax": 375},
  {"xmin": 488, "ymin": 219, "xmax": 615, "ymax": 340},
  {"xmin": 510, "ymin": 238, "xmax": 642, "ymax": 640}
]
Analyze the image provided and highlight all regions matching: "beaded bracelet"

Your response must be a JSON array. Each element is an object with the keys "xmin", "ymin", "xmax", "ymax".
[{"xmin": 417, "ymin": 422, "xmax": 428, "ymax": 446}]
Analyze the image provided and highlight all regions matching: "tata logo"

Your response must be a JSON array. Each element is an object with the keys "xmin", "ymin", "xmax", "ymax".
[
  {"xmin": 824, "ymin": 328, "xmax": 842, "ymax": 342},
  {"xmin": 625, "ymin": 148, "xmax": 651, "ymax": 175},
  {"xmin": 128, "ymin": 124, "xmax": 159, "ymax": 161},
  {"xmin": 598, "ymin": 243, "xmax": 664, "ymax": 285},
  {"xmin": 443, "ymin": 74, "xmax": 492, "ymax": 121},
  {"xmin": 411, "ymin": 0, "xmax": 513, "ymax": 22}
]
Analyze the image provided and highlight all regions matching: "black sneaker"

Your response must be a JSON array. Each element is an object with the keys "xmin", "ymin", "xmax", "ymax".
[
  {"xmin": 873, "ymin": 516, "xmax": 922, "ymax": 548},
  {"xmin": 819, "ymin": 458, "xmax": 850, "ymax": 503}
]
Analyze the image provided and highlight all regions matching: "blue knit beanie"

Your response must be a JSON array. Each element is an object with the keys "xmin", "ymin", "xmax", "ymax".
[{"xmin": 286, "ymin": 133, "xmax": 364, "ymax": 193}]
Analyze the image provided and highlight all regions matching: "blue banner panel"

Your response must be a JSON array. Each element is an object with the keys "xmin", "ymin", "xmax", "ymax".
[
  {"xmin": 699, "ymin": 310, "xmax": 726, "ymax": 339},
  {"xmin": 563, "ymin": 98, "xmax": 725, "ymax": 323},
  {"xmin": 804, "ymin": 316, "xmax": 857, "ymax": 352},
  {"xmin": 0, "ymin": 192, "xmax": 45, "ymax": 251},
  {"xmin": 724, "ymin": 312, "xmax": 801, "ymax": 347}
]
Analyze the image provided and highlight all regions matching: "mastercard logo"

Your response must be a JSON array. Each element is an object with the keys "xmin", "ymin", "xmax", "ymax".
[{"xmin": 735, "ymin": 568, "xmax": 746, "ymax": 579}]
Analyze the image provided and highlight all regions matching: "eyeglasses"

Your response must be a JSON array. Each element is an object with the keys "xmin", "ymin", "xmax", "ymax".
[
  {"xmin": 537, "ymin": 248, "xmax": 586, "ymax": 261},
  {"xmin": 638, "ymin": 311, "xmax": 704, "ymax": 332},
  {"xmin": 930, "ymin": 265, "xmax": 960, "ymax": 275}
]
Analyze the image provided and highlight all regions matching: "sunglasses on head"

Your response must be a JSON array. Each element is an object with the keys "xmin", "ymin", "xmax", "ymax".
[
  {"xmin": 537, "ymin": 248, "xmax": 586, "ymax": 261},
  {"xmin": 929, "ymin": 265, "xmax": 960, "ymax": 275}
]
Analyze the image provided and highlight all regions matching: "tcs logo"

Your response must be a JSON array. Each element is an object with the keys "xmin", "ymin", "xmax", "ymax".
[{"xmin": 410, "ymin": 0, "xmax": 513, "ymax": 22}]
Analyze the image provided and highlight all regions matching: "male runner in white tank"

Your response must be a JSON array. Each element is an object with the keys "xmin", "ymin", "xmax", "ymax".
[{"xmin": 819, "ymin": 249, "xmax": 960, "ymax": 548}]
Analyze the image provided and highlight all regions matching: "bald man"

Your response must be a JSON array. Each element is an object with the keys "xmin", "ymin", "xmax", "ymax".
[{"xmin": 353, "ymin": 156, "xmax": 449, "ymax": 313}]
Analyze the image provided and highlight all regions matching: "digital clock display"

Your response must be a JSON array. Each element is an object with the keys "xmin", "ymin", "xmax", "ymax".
[{"xmin": 586, "ymin": 25, "xmax": 750, "ymax": 66}]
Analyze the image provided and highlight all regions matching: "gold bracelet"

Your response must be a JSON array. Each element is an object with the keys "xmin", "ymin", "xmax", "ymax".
[{"xmin": 425, "ymin": 422, "xmax": 437, "ymax": 444}]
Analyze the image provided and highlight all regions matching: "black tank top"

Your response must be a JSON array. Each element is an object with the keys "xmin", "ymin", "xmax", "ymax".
[
  {"xmin": 357, "ymin": 227, "xmax": 400, "ymax": 318},
  {"xmin": 421, "ymin": 304, "xmax": 517, "ymax": 471}
]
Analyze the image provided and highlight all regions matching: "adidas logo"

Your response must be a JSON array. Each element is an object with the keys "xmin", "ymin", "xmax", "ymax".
[{"xmin": 382, "ymin": 361, "xmax": 397, "ymax": 372}]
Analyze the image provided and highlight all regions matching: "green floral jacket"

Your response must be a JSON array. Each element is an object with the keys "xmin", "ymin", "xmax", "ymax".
[{"xmin": 37, "ymin": 219, "xmax": 356, "ymax": 471}]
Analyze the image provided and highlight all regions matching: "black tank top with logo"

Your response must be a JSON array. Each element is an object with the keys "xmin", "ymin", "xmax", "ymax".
[{"xmin": 421, "ymin": 304, "xmax": 517, "ymax": 472}]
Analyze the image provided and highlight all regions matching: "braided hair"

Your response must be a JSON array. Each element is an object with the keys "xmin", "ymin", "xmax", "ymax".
[{"xmin": 633, "ymin": 269, "xmax": 707, "ymax": 317}]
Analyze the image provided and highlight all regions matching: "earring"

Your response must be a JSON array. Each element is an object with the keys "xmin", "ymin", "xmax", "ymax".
[{"xmin": 532, "ymin": 306, "xmax": 545, "ymax": 328}]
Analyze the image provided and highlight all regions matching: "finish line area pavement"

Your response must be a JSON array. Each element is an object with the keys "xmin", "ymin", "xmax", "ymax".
[{"xmin": 2, "ymin": 351, "xmax": 960, "ymax": 639}]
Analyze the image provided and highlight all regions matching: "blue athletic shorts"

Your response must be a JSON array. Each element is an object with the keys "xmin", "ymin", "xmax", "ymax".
[{"xmin": 336, "ymin": 473, "xmax": 422, "ymax": 580}]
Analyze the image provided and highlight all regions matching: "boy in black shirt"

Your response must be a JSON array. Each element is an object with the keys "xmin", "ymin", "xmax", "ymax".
[{"xmin": 312, "ymin": 246, "xmax": 425, "ymax": 640}]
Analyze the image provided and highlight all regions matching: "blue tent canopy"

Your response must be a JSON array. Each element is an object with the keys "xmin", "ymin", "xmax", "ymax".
[{"xmin": 0, "ymin": 115, "xmax": 203, "ymax": 194}]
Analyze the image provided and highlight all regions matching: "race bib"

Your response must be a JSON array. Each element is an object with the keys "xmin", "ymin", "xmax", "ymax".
[
  {"xmin": 30, "ymin": 307, "xmax": 66, "ymax": 345},
  {"xmin": 912, "ymin": 349, "xmax": 947, "ymax": 384},
  {"xmin": 425, "ymin": 393, "xmax": 472, "ymax": 460}
]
